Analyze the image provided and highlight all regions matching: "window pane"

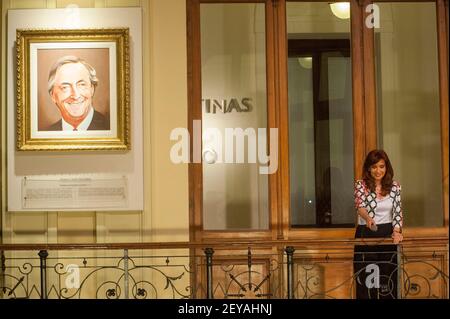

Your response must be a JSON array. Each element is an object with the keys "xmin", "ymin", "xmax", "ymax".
[
  {"xmin": 287, "ymin": 2, "xmax": 354, "ymax": 227},
  {"xmin": 375, "ymin": 2, "xmax": 443, "ymax": 227},
  {"xmin": 201, "ymin": 4, "xmax": 269, "ymax": 230}
]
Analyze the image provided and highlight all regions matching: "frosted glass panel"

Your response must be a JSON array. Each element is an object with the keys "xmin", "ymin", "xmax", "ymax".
[
  {"xmin": 201, "ymin": 4, "xmax": 268, "ymax": 230},
  {"xmin": 375, "ymin": 2, "xmax": 443, "ymax": 227},
  {"xmin": 288, "ymin": 57, "xmax": 316, "ymax": 226},
  {"xmin": 328, "ymin": 57, "xmax": 354, "ymax": 225}
]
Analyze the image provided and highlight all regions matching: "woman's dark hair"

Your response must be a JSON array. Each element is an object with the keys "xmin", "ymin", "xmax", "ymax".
[{"xmin": 362, "ymin": 149, "xmax": 394, "ymax": 195}]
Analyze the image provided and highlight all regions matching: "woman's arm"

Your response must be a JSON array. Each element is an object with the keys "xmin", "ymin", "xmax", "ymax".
[
  {"xmin": 392, "ymin": 183, "xmax": 403, "ymax": 230},
  {"xmin": 357, "ymin": 207, "xmax": 376, "ymax": 229},
  {"xmin": 392, "ymin": 183, "xmax": 403, "ymax": 244},
  {"xmin": 354, "ymin": 180, "xmax": 375, "ymax": 229},
  {"xmin": 392, "ymin": 228, "xmax": 403, "ymax": 244}
]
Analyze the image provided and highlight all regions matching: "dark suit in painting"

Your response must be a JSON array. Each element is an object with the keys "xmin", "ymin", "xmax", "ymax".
[{"xmin": 44, "ymin": 110, "xmax": 110, "ymax": 131}]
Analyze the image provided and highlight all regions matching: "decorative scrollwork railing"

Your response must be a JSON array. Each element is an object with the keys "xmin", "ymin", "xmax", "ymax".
[{"xmin": 0, "ymin": 238, "xmax": 448, "ymax": 299}]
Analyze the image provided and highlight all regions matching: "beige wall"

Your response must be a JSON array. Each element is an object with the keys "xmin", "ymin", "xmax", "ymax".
[{"xmin": 1, "ymin": 0, "xmax": 189, "ymax": 245}]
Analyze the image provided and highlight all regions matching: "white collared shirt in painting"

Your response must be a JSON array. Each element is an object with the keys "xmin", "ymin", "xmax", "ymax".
[{"xmin": 62, "ymin": 106, "xmax": 94, "ymax": 131}]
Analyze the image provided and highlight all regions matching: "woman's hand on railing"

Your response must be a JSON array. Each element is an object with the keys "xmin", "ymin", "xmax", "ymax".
[
  {"xmin": 392, "ymin": 229, "xmax": 403, "ymax": 244},
  {"xmin": 365, "ymin": 217, "xmax": 376, "ymax": 230}
]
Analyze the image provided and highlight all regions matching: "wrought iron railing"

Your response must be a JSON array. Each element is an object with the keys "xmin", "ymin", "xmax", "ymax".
[{"xmin": 0, "ymin": 238, "xmax": 448, "ymax": 299}]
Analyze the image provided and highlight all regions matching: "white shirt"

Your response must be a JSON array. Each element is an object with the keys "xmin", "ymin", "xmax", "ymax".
[
  {"xmin": 358, "ymin": 195, "xmax": 393, "ymax": 226},
  {"xmin": 62, "ymin": 106, "xmax": 94, "ymax": 131}
]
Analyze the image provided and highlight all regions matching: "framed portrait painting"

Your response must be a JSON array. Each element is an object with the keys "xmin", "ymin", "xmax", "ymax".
[{"xmin": 16, "ymin": 28, "xmax": 130, "ymax": 151}]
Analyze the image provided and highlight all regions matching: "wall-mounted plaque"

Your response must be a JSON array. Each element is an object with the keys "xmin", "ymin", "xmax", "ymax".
[{"xmin": 22, "ymin": 176, "xmax": 128, "ymax": 210}]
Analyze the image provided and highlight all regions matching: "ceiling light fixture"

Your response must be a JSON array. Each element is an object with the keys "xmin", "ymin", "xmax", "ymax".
[{"xmin": 329, "ymin": 2, "xmax": 351, "ymax": 20}]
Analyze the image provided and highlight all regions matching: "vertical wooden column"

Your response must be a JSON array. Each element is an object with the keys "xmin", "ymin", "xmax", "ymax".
[
  {"xmin": 0, "ymin": 0, "xmax": 3, "ymax": 241},
  {"xmin": 187, "ymin": 0, "xmax": 202, "ymax": 242},
  {"xmin": 350, "ymin": 0, "xmax": 365, "ymax": 180},
  {"xmin": 265, "ymin": 0, "xmax": 279, "ymax": 239},
  {"xmin": 436, "ymin": 0, "xmax": 449, "ymax": 227},
  {"xmin": 186, "ymin": 0, "xmax": 202, "ymax": 300},
  {"xmin": 362, "ymin": 0, "xmax": 377, "ymax": 152},
  {"xmin": 271, "ymin": 0, "xmax": 289, "ymax": 240}
]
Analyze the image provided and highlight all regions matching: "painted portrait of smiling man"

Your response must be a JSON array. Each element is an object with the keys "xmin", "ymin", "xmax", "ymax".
[
  {"xmin": 16, "ymin": 28, "xmax": 130, "ymax": 151},
  {"xmin": 38, "ymin": 49, "xmax": 111, "ymax": 132}
]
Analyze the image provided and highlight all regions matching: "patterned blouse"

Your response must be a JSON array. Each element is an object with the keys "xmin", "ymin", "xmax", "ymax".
[{"xmin": 354, "ymin": 180, "xmax": 403, "ymax": 230}]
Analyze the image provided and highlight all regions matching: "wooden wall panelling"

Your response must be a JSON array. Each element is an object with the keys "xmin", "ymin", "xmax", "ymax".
[
  {"xmin": 400, "ymin": 243, "xmax": 449, "ymax": 299},
  {"xmin": 204, "ymin": 246, "xmax": 281, "ymax": 299},
  {"xmin": 293, "ymin": 256, "xmax": 354, "ymax": 299}
]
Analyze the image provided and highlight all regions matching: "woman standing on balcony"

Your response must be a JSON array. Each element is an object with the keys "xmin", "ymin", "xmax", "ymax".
[{"xmin": 353, "ymin": 149, "xmax": 403, "ymax": 299}]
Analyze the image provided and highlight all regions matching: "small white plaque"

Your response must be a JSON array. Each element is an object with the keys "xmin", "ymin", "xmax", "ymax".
[{"xmin": 22, "ymin": 177, "xmax": 128, "ymax": 210}]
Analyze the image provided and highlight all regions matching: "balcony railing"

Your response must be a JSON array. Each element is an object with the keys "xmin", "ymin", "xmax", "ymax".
[{"xmin": 0, "ymin": 238, "xmax": 448, "ymax": 299}]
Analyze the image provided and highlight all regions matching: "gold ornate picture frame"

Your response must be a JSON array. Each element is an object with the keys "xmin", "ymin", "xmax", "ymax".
[{"xmin": 16, "ymin": 28, "xmax": 130, "ymax": 151}]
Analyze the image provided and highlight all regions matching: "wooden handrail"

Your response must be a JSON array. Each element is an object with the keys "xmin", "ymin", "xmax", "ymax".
[{"xmin": 0, "ymin": 237, "xmax": 447, "ymax": 251}]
